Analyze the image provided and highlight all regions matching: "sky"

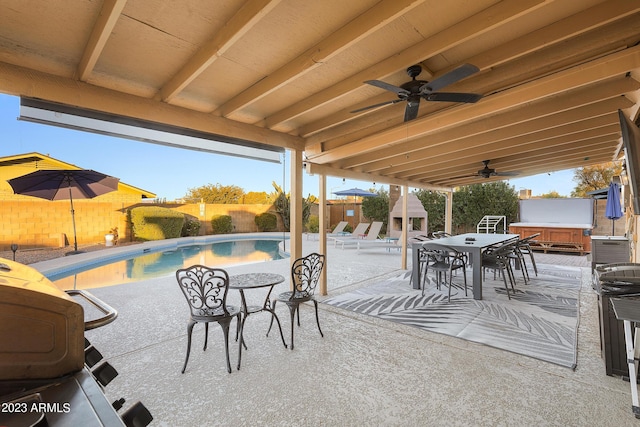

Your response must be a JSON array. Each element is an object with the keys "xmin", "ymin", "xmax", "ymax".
[{"xmin": 0, "ymin": 94, "xmax": 576, "ymax": 200}]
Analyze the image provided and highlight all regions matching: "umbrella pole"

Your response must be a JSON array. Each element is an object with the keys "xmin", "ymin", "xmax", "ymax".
[
  {"xmin": 68, "ymin": 185, "xmax": 78, "ymax": 252},
  {"xmin": 352, "ymin": 196, "xmax": 357, "ymax": 228}
]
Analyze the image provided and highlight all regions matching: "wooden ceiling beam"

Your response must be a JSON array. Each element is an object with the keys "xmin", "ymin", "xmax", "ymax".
[
  {"xmin": 306, "ymin": 45, "xmax": 640, "ymax": 164},
  {"xmin": 406, "ymin": 138, "xmax": 618, "ymax": 182},
  {"xmin": 453, "ymin": 14, "xmax": 640, "ymax": 100},
  {"xmin": 472, "ymin": 147, "xmax": 616, "ymax": 176},
  {"xmin": 337, "ymin": 78, "xmax": 638, "ymax": 170},
  {"xmin": 304, "ymin": 162, "xmax": 450, "ymax": 192},
  {"xmin": 435, "ymin": 150, "xmax": 614, "ymax": 187},
  {"xmin": 264, "ymin": 0, "xmax": 547, "ymax": 128},
  {"xmin": 402, "ymin": 133, "xmax": 620, "ymax": 181},
  {"xmin": 481, "ymin": 141, "xmax": 616, "ymax": 171},
  {"xmin": 0, "ymin": 61, "xmax": 304, "ymax": 151},
  {"xmin": 159, "ymin": 0, "xmax": 281, "ymax": 103},
  {"xmin": 391, "ymin": 121, "xmax": 621, "ymax": 178},
  {"xmin": 215, "ymin": 0, "xmax": 426, "ymax": 117},
  {"xmin": 301, "ymin": 2, "xmax": 640, "ymax": 140},
  {"xmin": 366, "ymin": 107, "xmax": 625, "ymax": 175},
  {"xmin": 76, "ymin": 0, "xmax": 126, "ymax": 82},
  {"xmin": 470, "ymin": 0, "xmax": 640, "ymax": 70}
]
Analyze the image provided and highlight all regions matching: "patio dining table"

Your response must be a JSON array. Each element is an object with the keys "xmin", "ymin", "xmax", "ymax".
[{"xmin": 411, "ymin": 233, "xmax": 520, "ymax": 300}]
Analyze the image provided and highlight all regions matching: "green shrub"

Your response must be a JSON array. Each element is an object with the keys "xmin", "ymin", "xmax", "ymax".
[
  {"xmin": 211, "ymin": 215, "xmax": 233, "ymax": 234},
  {"xmin": 306, "ymin": 215, "xmax": 319, "ymax": 233},
  {"xmin": 182, "ymin": 218, "xmax": 201, "ymax": 236},
  {"xmin": 130, "ymin": 206, "xmax": 185, "ymax": 241},
  {"xmin": 254, "ymin": 212, "xmax": 278, "ymax": 231}
]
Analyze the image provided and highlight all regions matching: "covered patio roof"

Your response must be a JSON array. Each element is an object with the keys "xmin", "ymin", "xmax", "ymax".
[
  {"xmin": 0, "ymin": 0, "xmax": 638, "ymax": 188},
  {"xmin": 1, "ymin": 1, "xmax": 640, "ymax": 284}
]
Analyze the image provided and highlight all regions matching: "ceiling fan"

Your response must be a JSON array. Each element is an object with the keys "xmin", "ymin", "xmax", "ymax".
[
  {"xmin": 351, "ymin": 63, "xmax": 483, "ymax": 122},
  {"xmin": 475, "ymin": 160, "xmax": 519, "ymax": 179}
]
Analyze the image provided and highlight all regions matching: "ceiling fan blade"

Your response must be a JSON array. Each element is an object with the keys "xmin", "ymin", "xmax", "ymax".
[
  {"xmin": 496, "ymin": 171, "xmax": 520, "ymax": 177},
  {"xmin": 419, "ymin": 63, "xmax": 480, "ymax": 93},
  {"xmin": 448, "ymin": 173, "xmax": 482, "ymax": 179},
  {"xmin": 404, "ymin": 100, "xmax": 420, "ymax": 122},
  {"xmin": 364, "ymin": 80, "xmax": 409, "ymax": 96},
  {"xmin": 350, "ymin": 99, "xmax": 403, "ymax": 113},
  {"xmin": 424, "ymin": 92, "xmax": 482, "ymax": 103}
]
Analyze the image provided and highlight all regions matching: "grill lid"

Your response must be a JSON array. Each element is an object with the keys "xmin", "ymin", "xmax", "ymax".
[{"xmin": 0, "ymin": 258, "xmax": 84, "ymax": 380}]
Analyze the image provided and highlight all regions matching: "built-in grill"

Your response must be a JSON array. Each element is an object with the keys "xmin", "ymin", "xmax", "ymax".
[{"xmin": 0, "ymin": 258, "xmax": 152, "ymax": 426}]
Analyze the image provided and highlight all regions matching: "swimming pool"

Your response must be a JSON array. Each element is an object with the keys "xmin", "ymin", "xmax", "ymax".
[{"xmin": 51, "ymin": 238, "xmax": 285, "ymax": 290}]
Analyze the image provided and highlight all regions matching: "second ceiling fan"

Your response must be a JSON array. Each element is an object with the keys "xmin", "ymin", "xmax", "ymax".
[
  {"xmin": 475, "ymin": 160, "xmax": 519, "ymax": 179},
  {"xmin": 352, "ymin": 63, "xmax": 483, "ymax": 122}
]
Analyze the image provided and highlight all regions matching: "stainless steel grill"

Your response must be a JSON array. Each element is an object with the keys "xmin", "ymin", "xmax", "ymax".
[{"xmin": 0, "ymin": 258, "xmax": 152, "ymax": 426}]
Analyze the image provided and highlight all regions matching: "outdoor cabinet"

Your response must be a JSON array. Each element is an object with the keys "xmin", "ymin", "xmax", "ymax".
[
  {"xmin": 598, "ymin": 294, "xmax": 632, "ymax": 377},
  {"xmin": 595, "ymin": 262, "xmax": 640, "ymax": 378},
  {"xmin": 591, "ymin": 236, "xmax": 629, "ymax": 272}
]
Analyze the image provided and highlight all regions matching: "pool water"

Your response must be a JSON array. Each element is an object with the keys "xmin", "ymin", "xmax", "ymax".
[{"xmin": 52, "ymin": 239, "xmax": 284, "ymax": 290}]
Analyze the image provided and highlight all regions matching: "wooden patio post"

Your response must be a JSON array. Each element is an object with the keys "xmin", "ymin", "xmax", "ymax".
[
  {"xmin": 290, "ymin": 149, "xmax": 303, "ymax": 290},
  {"xmin": 318, "ymin": 173, "xmax": 327, "ymax": 295},
  {"xmin": 401, "ymin": 184, "xmax": 408, "ymax": 270},
  {"xmin": 445, "ymin": 190, "xmax": 453, "ymax": 234}
]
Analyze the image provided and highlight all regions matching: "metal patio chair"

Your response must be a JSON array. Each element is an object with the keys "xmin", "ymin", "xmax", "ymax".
[
  {"xmin": 481, "ymin": 242, "xmax": 518, "ymax": 299},
  {"xmin": 432, "ymin": 231, "xmax": 452, "ymax": 239},
  {"xmin": 421, "ymin": 243, "xmax": 468, "ymax": 302},
  {"xmin": 176, "ymin": 265, "xmax": 242, "ymax": 374},
  {"xmin": 517, "ymin": 233, "xmax": 540, "ymax": 277},
  {"xmin": 409, "ymin": 235, "xmax": 433, "ymax": 287},
  {"xmin": 267, "ymin": 252, "xmax": 325, "ymax": 350}
]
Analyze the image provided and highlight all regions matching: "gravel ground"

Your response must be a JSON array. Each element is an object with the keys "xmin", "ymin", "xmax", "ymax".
[{"xmin": 0, "ymin": 242, "xmax": 141, "ymax": 265}]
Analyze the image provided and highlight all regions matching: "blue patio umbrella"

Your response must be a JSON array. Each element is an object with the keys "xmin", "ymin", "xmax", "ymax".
[
  {"xmin": 605, "ymin": 181, "xmax": 623, "ymax": 235},
  {"xmin": 333, "ymin": 188, "xmax": 377, "ymax": 225},
  {"xmin": 333, "ymin": 188, "xmax": 377, "ymax": 198}
]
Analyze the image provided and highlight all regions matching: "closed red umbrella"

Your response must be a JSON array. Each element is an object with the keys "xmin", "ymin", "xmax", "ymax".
[{"xmin": 8, "ymin": 169, "xmax": 120, "ymax": 253}]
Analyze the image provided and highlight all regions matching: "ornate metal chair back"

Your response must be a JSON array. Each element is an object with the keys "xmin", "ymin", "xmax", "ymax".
[
  {"xmin": 290, "ymin": 252, "xmax": 325, "ymax": 299},
  {"xmin": 176, "ymin": 265, "xmax": 231, "ymax": 318}
]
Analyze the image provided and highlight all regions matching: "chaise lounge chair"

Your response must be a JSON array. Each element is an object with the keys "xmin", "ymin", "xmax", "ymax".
[
  {"xmin": 306, "ymin": 221, "xmax": 349, "ymax": 240},
  {"xmin": 328, "ymin": 222, "xmax": 370, "ymax": 246},
  {"xmin": 334, "ymin": 222, "xmax": 383, "ymax": 249},
  {"xmin": 327, "ymin": 221, "xmax": 349, "ymax": 237},
  {"xmin": 355, "ymin": 229, "xmax": 411, "ymax": 252}
]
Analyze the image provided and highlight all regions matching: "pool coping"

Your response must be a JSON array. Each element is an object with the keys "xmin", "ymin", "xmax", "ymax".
[{"xmin": 32, "ymin": 232, "xmax": 291, "ymax": 279}]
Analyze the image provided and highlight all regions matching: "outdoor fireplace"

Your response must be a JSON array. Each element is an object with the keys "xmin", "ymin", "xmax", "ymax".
[{"xmin": 388, "ymin": 194, "xmax": 428, "ymax": 239}]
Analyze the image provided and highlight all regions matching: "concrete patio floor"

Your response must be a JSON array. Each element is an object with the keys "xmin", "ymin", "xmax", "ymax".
[{"xmin": 35, "ymin": 238, "xmax": 639, "ymax": 426}]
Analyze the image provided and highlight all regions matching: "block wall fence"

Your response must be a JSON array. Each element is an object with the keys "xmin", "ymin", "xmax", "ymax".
[
  {"xmin": 2, "ymin": 197, "xmax": 615, "ymax": 251},
  {"xmin": 0, "ymin": 199, "xmax": 325, "ymax": 250},
  {"xmin": 592, "ymin": 198, "xmax": 627, "ymax": 237}
]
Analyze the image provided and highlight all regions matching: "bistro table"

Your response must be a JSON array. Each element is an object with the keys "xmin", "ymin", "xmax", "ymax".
[
  {"xmin": 229, "ymin": 273, "xmax": 288, "ymax": 369},
  {"xmin": 411, "ymin": 233, "xmax": 520, "ymax": 300}
]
